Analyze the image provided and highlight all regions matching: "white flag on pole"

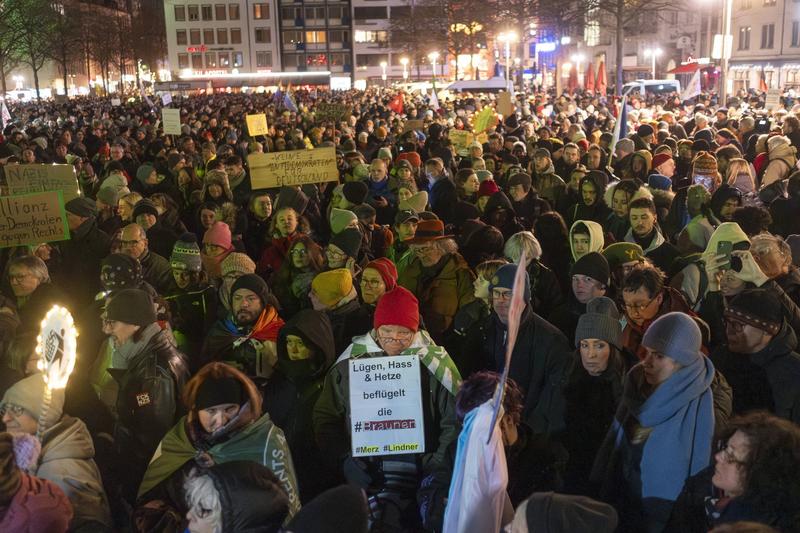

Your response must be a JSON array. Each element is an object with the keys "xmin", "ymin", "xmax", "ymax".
[
  {"xmin": 1, "ymin": 99, "xmax": 11, "ymax": 128},
  {"xmin": 681, "ymin": 69, "xmax": 702, "ymax": 101},
  {"xmin": 430, "ymin": 89, "xmax": 440, "ymax": 111}
]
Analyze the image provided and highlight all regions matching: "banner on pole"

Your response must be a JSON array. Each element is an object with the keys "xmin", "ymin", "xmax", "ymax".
[
  {"xmin": 0, "ymin": 191, "xmax": 70, "ymax": 248},
  {"xmin": 248, "ymin": 147, "xmax": 339, "ymax": 188},
  {"xmin": 349, "ymin": 355, "xmax": 425, "ymax": 457},
  {"xmin": 5, "ymin": 164, "xmax": 81, "ymax": 202}
]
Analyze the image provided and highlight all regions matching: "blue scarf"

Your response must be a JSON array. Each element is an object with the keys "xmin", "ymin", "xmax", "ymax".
[{"xmin": 615, "ymin": 356, "xmax": 715, "ymax": 503}]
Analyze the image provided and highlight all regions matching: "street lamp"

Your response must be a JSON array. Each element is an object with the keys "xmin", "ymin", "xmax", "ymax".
[
  {"xmin": 400, "ymin": 57, "xmax": 409, "ymax": 81},
  {"xmin": 380, "ymin": 60, "xmax": 388, "ymax": 86},
  {"xmin": 497, "ymin": 31, "xmax": 518, "ymax": 90},
  {"xmin": 428, "ymin": 51, "xmax": 440, "ymax": 83},
  {"xmin": 643, "ymin": 47, "xmax": 662, "ymax": 79}
]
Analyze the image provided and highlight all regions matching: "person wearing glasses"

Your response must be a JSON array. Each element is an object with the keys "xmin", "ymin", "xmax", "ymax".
[
  {"xmin": 118, "ymin": 223, "xmax": 175, "ymax": 295},
  {"xmin": 711, "ymin": 288, "xmax": 800, "ymax": 424},
  {"xmin": 271, "ymin": 236, "xmax": 326, "ymax": 318},
  {"xmin": 591, "ymin": 312, "xmax": 723, "ymax": 532},
  {"xmin": 666, "ymin": 411, "xmax": 800, "ymax": 531},
  {"xmin": 3, "ymin": 255, "xmax": 67, "ymax": 334},
  {"xmin": 313, "ymin": 286, "xmax": 459, "ymax": 532},
  {"xmin": 621, "ymin": 263, "xmax": 704, "ymax": 361}
]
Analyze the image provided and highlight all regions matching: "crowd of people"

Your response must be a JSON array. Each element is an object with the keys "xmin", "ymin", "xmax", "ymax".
[{"xmin": 0, "ymin": 86, "xmax": 799, "ymax": 533}]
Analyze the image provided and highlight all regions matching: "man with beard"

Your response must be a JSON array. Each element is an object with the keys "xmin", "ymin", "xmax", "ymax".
[{"xmin": 201, "ymin": 274, "xmax": 284, "ymax": 387}]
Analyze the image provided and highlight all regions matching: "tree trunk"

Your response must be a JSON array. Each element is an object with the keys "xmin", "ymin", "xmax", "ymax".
[
  {"xmin": 62, "ymin": 51, "xmax": 68, "ymax": 97},
  {"xmin": 0, "ymin": 63, "xmax": 7, "ymax": 95},
  {"xmin": 32, "ymin": 65, "xmax": 40, "ymax": 100},
  {"xmin": 615, "ymin": 0, "xmax": 624, "ymax": 96}
]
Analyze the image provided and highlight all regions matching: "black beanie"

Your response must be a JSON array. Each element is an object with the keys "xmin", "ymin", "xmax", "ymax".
[
  {"xmin": 342, "ymin": 181, "xmax": 369, "ymax": 205},
  {"xmin": 508, "ymin": 172, "xmax": 533, "ymax": 190},
  {"xmin": 132, "ymin": 198, "xmax": 159, "ymax": 220},
  {"xmin": 194, "ymin": 376, "xmax": 245, "ymax": 410},
  {"xmin": 330, "ymin": 227, "xmax": 362, "ymax": 259},
  {"xmin": 101, "ymin": 253, "xmax": 143, "ymax": 291},
  {"xmin": 637, "ymin": 124, "xmax": 654, "ymax": 137},
  {"xmin": 105, "ymin": 288, "xmax": 156, "ymax": 327},
  {"xmin": 725, "ymin": 288, "xmax": 783, "ymax": 335},
  {"xmin": 65, "ymin": 197, "xmax": 97, "ymax": 218},
  {"xmin": 230, "ymin": 273, "xmax": 270, "ymax": 308},
  {"xmin": 570, "ymin": 252, "xmax": 610, "ymax": 286}
]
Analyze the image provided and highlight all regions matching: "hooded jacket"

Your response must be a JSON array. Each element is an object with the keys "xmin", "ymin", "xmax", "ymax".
[
  {"xmin": 531, "ymin": 160, "xmax": 568, "ymax": 211},
  {"xmin": 568, "ymin": 220, "xmax": 605, "ymax": 261},
  {"xmin": 481, "ymin": 190, "xmax": 525, "ymax": 240},
  {"xmin": 761, "ymin": 137, "xmax": 796, "ymax": 189},
  {"xmin": 36, "ymin": 416, "xmax": 112, "ymax": 529},
  {"xmin": 566, "ymin": 172, "xmax": 611, "ymax": 227}
]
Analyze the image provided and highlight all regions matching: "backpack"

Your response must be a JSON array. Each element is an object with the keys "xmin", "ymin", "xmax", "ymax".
[{"xmin": 667, "ymin": 252, "xmax": 707, "ymax": 309}]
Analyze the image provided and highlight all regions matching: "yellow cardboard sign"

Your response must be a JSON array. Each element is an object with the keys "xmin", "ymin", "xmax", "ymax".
[
  {"xmin": 246, "ymin": 113, "xmax": 269, "ymax": 136},
  {"xmin": 4, "ymin": 164, "xmax": 81, "ymax": 202},
  {"xmin": 248, "ymin": 147, "xmax": 339, "ymax": 189},
  {"xmin": 448, "ymin": 129, "xmax": 473, "ymax": 151},
  {"xmin": 497, "ymin": 91, "xmax": 514, "ymax": 117},
  {"xmin": 473, "ymin": 107, "xmax": 499, "ymax": 134},
  {"xmin": 0, "ymin": 191, "xmax": 70, "ymax": 248}
]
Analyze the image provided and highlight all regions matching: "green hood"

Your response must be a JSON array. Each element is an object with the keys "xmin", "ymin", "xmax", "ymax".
[{"xmin": 569, "ymin": 219, "xmax": 605, "ymax": 261}]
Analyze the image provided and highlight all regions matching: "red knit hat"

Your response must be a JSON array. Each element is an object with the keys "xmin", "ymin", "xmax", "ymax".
[
  {"xmin": 652, "ymin": 152, "xmax": 673, "ymax": 171},
  {"xmin": 396, "ymin": 151, "xmax": 422, "ymax": 169},
  {"xmin": 478, "ymin": 179, "xmax": 500, "ymax": 199},
  {"xmin": 374, "ymin": 286, "xmax": 419, "ymax": 332},
  {"xmin": 364, "ymin": 258, "xmax": 398, "ymax": 291}
]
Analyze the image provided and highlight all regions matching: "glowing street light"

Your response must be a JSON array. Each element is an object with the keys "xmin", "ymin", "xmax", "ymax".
[
  {"xmin": 428, "ymin": 51, "xmax": 440, "ymax": 82},
  {"xmin": 380, "ymin": 60, "xmax": 388, "ymax": 86},
  {"xmin": 400, "ymin": 57, "xmax": 409, "ymax": 81},
  {"xmin": 497, "ymin": 31, "xmax": 518, "ymax": 90},
  {"xmin": 13, "ymin": 75, "xmax": 24, "ymax": 90},
  {"xmin": 643, "ymin": 47, "xmax": 663, "ymax": 79}
]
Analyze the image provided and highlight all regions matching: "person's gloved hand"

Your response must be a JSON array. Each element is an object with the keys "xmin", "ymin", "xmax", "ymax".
[
  {"xmin": 702, "ymin": 251, "xmax": 727, "ymax": 292},
  {"xmin": 343, "ymin": 456, "xmax": 373, "ymax": 488},
  {"xmin": 732, "ymin": 250, "xmax": 770, "ymax": 287}
]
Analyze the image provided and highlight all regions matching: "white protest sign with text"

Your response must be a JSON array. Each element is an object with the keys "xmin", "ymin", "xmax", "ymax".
[
  {"xmin": 4, "ymin": 164, "xmax": 81, "ymax": 202},
  {"xmin": 350, "ymin": 355, "xmax": 425, "ymax": 457},
  {"xmin": 162, "ymin": 108, "xmax": 182, "ymax": 135}
]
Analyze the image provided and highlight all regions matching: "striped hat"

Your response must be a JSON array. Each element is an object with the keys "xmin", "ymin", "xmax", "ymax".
[{"xmin": 170, "ymin": 233, "xmax": 202, "ymax": 272}]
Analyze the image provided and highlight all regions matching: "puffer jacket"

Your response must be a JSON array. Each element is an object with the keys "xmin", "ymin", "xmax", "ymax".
[
  {"xmin": 761, "ymin": 137, "xmax": 797, "ymax": 189},
  {"xmin": 397, "ymin": 252, "xmax": 475, "ymax": 344},
  {"xmin": 532, "ymin": 162, "xmax": 568, "ymax": 211}
]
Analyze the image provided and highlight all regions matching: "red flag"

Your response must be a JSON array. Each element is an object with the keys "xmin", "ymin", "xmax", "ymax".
[
  {"xmin": 585, "ymin": 62, "xmax": 596, "ymax": 93},
  {"xmin": 596, "ymin": 61, "xmax": 608, "ymax": 96},
  {"xmin": 389, "ymin": 94, "xmax": 404, "ymax": 114},
  {"xmin": 759, "ymin": 70, "xmax": 768, "ymax": 93},
  {"xmin": 568, "ymin": 62, "xmax": 579, "ymax": 94}
]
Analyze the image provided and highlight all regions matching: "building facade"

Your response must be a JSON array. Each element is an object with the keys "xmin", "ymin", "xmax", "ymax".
[{"xmin": 276, "ymin": 0, "xmax": 353, "ymax": 76}]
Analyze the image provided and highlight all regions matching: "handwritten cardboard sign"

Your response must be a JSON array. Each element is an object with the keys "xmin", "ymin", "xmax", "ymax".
[
  {"xmin": 315, "ymin": 102, "xmax": 351, "ymax": 123},
  {"xmin": 349, "ymin": 355, "xmax": 425, "ymax": 457},
  {"xmin": 448, "ymin": 129, "xmax": 473, "ymax": 151},
  {"xmin": 497, "ymin": 91, "xmax": 514, "ymax": 117},
  {"xmin": 246, "ymin": 113, "xmax": 269, "ymax": 136},
  {"xmin": 248, "ymin": 147, "xmax": 339, "ymax": 188},
  {"xmin": 403, "ymin": 119, "xmax": 424, "ymax": 133},
  {"xmin": 5, "ymin": 164, "xmax": 81, "ymax": 202},
  {"xmin": 162, "ymin": 108, "xmax": 182, "ymax": 135},
  {"xmin": 0, "ymin": 191, "xmax": 70, "ymax": 248}
]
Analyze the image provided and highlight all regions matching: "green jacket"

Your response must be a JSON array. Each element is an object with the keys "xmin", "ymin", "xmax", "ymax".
[
  {"xmin": 138, "ymin": 413, "xmax": 300, "ymax": 517},
  {"xmin": 312, "ymin": 331, "xmax": 460, "ymax": 474},
  {"xmin": 397, "ymin": 253, "xmax": 475, "ymax": 343}
]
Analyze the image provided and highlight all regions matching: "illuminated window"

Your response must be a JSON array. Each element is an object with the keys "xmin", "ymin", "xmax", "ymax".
[
  {"xmin": 354, "ymin": 30, "xmax": 388, "ymax": 44},
  {"xmin": 205, "ymin": 52, "xmax": 217, "ymax": 67},
  {"xmin": 233, "ymin": 52, "xmax": 243, "ymax": 68},
  {"xmin": 305, "ymin": 31, "xmax": 326, "ymax": 43},
  {"xmin": 219, "ymin": 52, "xmax": 230, "ymax": 67},
  {"xmin": 283, "ymin": 31, "xmax": 303, "ymax": 44},
  {"xmin": 253, "ymin": 3, "xmax": 269, "ymax": 19},
  {"xmin": 229, "ymin": 4, "xmax": 240, "ymax": 19}
]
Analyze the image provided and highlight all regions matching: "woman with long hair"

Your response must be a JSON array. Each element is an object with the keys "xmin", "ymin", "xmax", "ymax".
[
  {"xmin": 271, "ymin": 235, "xmax": 325, "ymax": 317},
  {"xmin": 725, "ymin": 157, "xmax": 756, "ymax": 194}
]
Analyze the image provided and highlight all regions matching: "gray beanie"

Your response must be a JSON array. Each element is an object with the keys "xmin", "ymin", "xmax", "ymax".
[
  {"xmin": 575, "ymin": 296, "xmax": 622, "ymax": 348},
  {"xmin": 641, "ymin": 312, "xmax": 702, "ymax": 365}
]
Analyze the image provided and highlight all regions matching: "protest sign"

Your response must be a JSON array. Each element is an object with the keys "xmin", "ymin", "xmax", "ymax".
[
  {"xmin": 349, "ymin": 355, "xmax": 425, "ymax": 457},
  {"xmin": 161, "ymin": 93, "xmax": 173, "ymax": 106},
  {"xmin": 162, "ymin": 108, "xmax": 182, "ymax": 135},
  {"xmin": 315, "ymin": 102, "xmax": 351, "ymax": 123},
  {"xmin": 473, "ymin": 107, "xmax": 499, "ymax": 134},
  {"xmin": 765, "ymin": 88, "xmax": 781, "ymax": 111},
  {"xmin": 448, "ymin": 129, "xmax": 473, "ymax": 151},
  {"xmin": 0, "ymin": 191, "xmax": 70, "ymax": 248},
  {"xmin": 248, "ymin": 147, "xmax": 339, "ymax": 188},
  {"xmin": 246, "ymin": 113, "xmax": 269, "ymax": 136},
  {"xmin": 497, "ymin": 91, "xmax": 514, "ymax": 117},
  {"xmin": 110, "ymin": 98, "xmax": 121, "ymax": 106},
  {"xmin": 5, "ymin": 164, "xmax": 81, "ymax": 202},
  {"xmin": 403, "ymin": 119, "xmax": 424, "ymax": 133}
]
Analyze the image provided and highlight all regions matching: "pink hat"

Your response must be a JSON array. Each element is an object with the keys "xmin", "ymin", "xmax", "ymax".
[{"xmin": 203, "ymin": 221, "xmax": 233, "ymax": 250}]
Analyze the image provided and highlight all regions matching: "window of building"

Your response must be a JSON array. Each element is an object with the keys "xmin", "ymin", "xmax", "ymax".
[
  {"xmin": 305, "ymin": 7, "xmax": 325, "ymax": 19},
  {"xmin": 229, "ymin": 3, "xmax": 240, "ymax": 19},
  {"xmin": 217, "ymin": 28, "xmax": 228, "ymax": 44},
  {"xmin": 256, "ymin": 51, "xmax": 273, "ymax": 68},
  {"xmin": 219, "ymin": 52, "xmax": 230, "ymax": 67},
  {"xmin": 306, "ymin": 30, "xmax": 326, "ymax": 43},
  {"xmin": 174, "ymin": 5, "xmax": 186, "ymax": 21},
  {"xmin": 203, "ymin": 29, "xmax": 215, "ymax": 44},
  {"xmin": 329, "ymin": 30, "xmax": 350, "ymax": 43},
  {"xmin": 328, "ymin": 6, "xmax": 344, "ymax": 19},
  {"xmin": 354, "ymin": 30, "xmax": 388, "ymax": 44},
  {"xmin": 191, "ymin": 53, "xmax": 203, "ymax": 69},
  {"xmin": 233, "ymin": 52, "xmax": 243, "ymax": 68},
  {"xmin": 283, "ymin": 54, "xmax": 303, "ymax": 67},
  {"xmin": 793, "ymin": 21, "xmax": 800, "ymax": 46},
  {"xmin": 739, "ymin": 26, "xmax": 751, "ymax": 49},
  {"xmin": 201, "ymin": 4, "xmax": 212, "ymax": 20},
  {"xmin": 230, "ymin": 28, "xmax": 241, "ymax": 44},
  {"xmin": 205, "ymin": 52, "xmax": 217, "ymax": 67},
  {"xmin": 178, "ymin": 53, "xmax": 189, "ymax": 69},
  {"xmin": 281, "ymin": 7, "xmax": 301, "ymax": 20},
  {"xmin": 188, "ymin": 5, "xmax": 199, "ymax": 20},
  {"xmin": 307, "ymin": 54, "xmax": 327, "ymax": 66},
  {"xmin": 253, "ymin": 3, "xmax": 269, "ymax": 19},
  {"xmin": 354, "ymin": 6, "xmax": 387, "ymax": 19},
  {"xmin": 356, "ymin": 53, "xmax": 389, "ymax": 67},
  {"xmin": 255, "ymin": 28, "xmax": 271, "ymax": 43},
  {"xmin": 283, "ymin": 30, "xmax": 303, "ymax": 44},
  {"xmin": 391, "ymin": 6, "xmax": 410, "ymax": 17},
  {"xmin": 330, "ymin": 52, "xmax": 351, "ymax": 66},
  {"xmin": 176, "ymin": 30, "xmax": 187, "ymax": 45},
  {"xmin": 761, "ymin": 23, "xmax": 774, "ymax": 48},
  {"xmin": 190, "ymin": 29, "xmax": 201, "ymax": 45},
  {"xmin": 215, "ymin": 4, "xmax": 226, "ymax": 19}
]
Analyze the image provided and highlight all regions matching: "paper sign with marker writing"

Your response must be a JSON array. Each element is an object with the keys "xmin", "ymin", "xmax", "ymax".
[
  {"xmin": 110, "ymin": 98, "xmax": 121, "ymax": 106},
  {"xmin": 5, "ymin": 164, "xmax": 81, "ymax": 202},
  {"xmin": 161, "ymin": 93, "xmax": 173, "ymax": 106},
  {"xmin": 349, "ymin": 355, "xmax": 425, "ymax": 457},
  {"xmin": 403, "ymin": 119, "xmax": 424, "ymax": 133},
  {"xmin": 0, "ymin": 191, "xmax": 70, "ymax": 248},
  {"xmin": 448, "ymin": 129, "xmax": 473, "ymax": 151},
  {"xmin": 246, "ymin": 113, "xmax": 269, "ymax": 136},
  {"xmin": 248, "ymin": 147, "xmax": 339, "ymax": 188},
  {"xmin": 162, "ymin": 108, "xmax": 182, "ymax": 135},
  {"xmin": 765, "ymin": 89, "xmax": 781, "ymax": 111},
  {"xmin": 497, "ymin": 92, "xmax": 514, "ymax": 117}
]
